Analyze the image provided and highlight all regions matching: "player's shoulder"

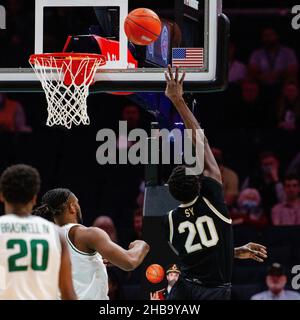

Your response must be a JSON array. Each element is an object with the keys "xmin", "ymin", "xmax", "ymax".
[
  {"xmin": 71, "ymin": 225, "xmax": 106, "ymax": 240},
  {"xmin": 0, "ymin": 213, "xmax": 21, "ymax": 222},
  {"xmin": 164, "ymin": 209, "xmax": 177, "ymax": 227},
  {"xmin": 167, "ymin": 207, "xmax": 181, "ymax": 220},
  {"xmin": 200, "ymin": 175, "xmax": 225, "ymax": 198},
  {"xmin": 64, "ymin": 223, "xmax": 89, "ymax": 238},
  {"xmin": 167, "ymin": 202, "xmax": 199, "ymax": 226},
  {"xmin": 64, "ymin": 222, "xmax": 95, "ymax": 234},
  {"xmin": 86, "ymin": 226, "xmax": 107, "ymax": 236},
  {"xmin": 201, "ymin": 175, "xmax": 223, "ymax": 186},
  {"xmin": 70, "ymin": 226, "xmax": 110, "ymax": 251},
  {"xmin": 0, "ymin": 214, "xmax": 9, "ymax": 222}
]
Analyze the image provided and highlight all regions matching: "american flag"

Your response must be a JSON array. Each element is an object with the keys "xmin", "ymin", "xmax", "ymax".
[{"xmin": 172, "ymin": 48, "xmax": 204, "ymax": 68}]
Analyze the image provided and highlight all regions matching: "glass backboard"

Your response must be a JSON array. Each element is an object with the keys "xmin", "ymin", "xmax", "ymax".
[{"xmin": 0, "ymin": 0, "xmax": 229, "ymax": 93}]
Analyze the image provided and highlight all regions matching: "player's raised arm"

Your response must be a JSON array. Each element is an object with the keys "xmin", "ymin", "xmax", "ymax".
[
  {"xmin": 82, "ymin": 227, "xmax": 150, "ymax": 272},
  {"xmin": 164, "ymin": 65, "xmax": 222, "ymax": 184},
  {"xmin": 234, "ymin": 243, "xmax": 268, "ymax": 263},
  {"xmin": 58, "ymin": 228, "xmax": 77, "ymax": 300}
]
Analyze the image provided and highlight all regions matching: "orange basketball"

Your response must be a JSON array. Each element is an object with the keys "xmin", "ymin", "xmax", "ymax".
[
  {"xmin": 146, "ymin": 264, "xmax": 165, "ymax": 284},
  {"xmin": 124, "ymin": 8, "xmax": 162, "ymax": 46}
]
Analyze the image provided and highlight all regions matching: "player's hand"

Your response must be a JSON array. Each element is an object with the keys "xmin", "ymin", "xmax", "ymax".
[
  {"xmin": 234, "ymin": 243, "xmax": 268, "ymax": 262},
  {"xmin": 129, "ymin": 240, "xmax": 142, "ymax": 249},
  {"xmin": 129, "ymin": 240, "xmax": 150, "ymax": 251},
  {"xmin": 164, "ymin": 65, "xmax": 186, "ymax": 101}
]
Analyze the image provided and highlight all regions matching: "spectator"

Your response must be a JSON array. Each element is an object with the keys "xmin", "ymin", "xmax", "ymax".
[
  {"xmin": 228, "ymin": 41, "xmax": 247, "ymax": 84},
  {"xmin": 93, "ymin": 215, "xmax": 118, "ymax": 243},
  {"xmin": 251, "ymin": 263, "xmax": 300, "ymax": 300},
  {"xmin": 242, "ymin": 151, "xmax": 285, "ymax": 215},
  {"xmin": 277, "ymin": 82, "xmax": 300, "ymax": 132},
  {"xmin": 249, "ymin": 27, "xmax": 298, "ymax": 88},
  {"xmin": 271, "ymin": 175, "xmax": 300, "ymax": 226},
  {"xmin": 0, "ymin": 93, "xmax": 32, "ymax": 132},
  {"xmin": 231, "ymin": 188, "xmax": 268, "ymax": 227},
  {"xmin": 150, "ymin": 264, "xmax": 181, "ymax": 300},
  {"xmin": 212, "ymin": 148, "xmax": 239, "ymax": 206}
]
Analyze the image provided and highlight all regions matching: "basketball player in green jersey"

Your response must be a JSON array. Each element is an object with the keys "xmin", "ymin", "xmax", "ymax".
[
  {"xmin": 34, "ymin": 188, "xmax": 150, "ymax": 300},
  {"xmin": 0, "ymin": 164, "xmax": 76, "ymax": 300}
]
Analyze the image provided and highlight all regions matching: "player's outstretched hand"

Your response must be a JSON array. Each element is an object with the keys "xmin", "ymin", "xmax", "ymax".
[
  {"xmin": 234, "ymin": 243, "xmax": 268, "ymax": 262},
  {"xmin": 164, "ymin": 65, "xmax": 186, "ymax": 101}
]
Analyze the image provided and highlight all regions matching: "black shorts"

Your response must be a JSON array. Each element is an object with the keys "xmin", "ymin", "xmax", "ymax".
[{"xmin": 167, "ymin": 277, "xmax": 231, "ymax": 300}]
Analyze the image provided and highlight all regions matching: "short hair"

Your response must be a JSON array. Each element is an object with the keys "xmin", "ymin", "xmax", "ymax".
[
  {"xmin": 167, "ymin": 166, "xmax": 201, "ymax": 203},
  {"xmin": 0, "ymin": 164, "xmax": 41, "ymax": 204}
]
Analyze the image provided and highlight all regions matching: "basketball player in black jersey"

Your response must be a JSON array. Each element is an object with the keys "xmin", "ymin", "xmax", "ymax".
[{"xmin": 164, "ymin": 66, "xmax": 267, "ymax": 300}]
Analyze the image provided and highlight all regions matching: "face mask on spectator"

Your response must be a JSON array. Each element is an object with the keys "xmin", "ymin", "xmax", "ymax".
[{"xmin": 240, "ymin": 200, "xmax": 259, "ymax": 213}]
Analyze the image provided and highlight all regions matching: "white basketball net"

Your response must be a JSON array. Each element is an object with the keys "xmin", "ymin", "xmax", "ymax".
[{"xmin": 29, "ymin": 55, "xmax": 104, "ymax": 129}]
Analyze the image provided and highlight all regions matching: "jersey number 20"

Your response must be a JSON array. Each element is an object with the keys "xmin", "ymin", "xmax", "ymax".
[
  {"xmin": 178, "ymin": 216, "xmax": 219, "ymax": 253},
  {"xmin": 7, "ymin": 239, "xmax": 49, "ymax": 272}
]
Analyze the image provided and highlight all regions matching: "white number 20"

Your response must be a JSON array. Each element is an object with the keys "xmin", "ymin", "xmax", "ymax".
[{"xmin": 178, "ymin": 216, "xmax": 219, "ymax": 254}]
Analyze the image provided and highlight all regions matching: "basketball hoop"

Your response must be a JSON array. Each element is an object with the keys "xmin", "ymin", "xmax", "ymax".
[{"xmin": 29, "ymin": 53, "xmax": 106, "ymax": 129}]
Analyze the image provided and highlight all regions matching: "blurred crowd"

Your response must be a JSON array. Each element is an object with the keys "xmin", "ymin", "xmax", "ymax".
[{"xmin": 208, "ymin": 26, "xmax": 300, "ymax": 227}]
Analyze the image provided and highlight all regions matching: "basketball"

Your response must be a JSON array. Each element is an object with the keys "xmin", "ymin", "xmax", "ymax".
[
  {"xmin": 145, "ymin": 264, "xmax": 165, "ymax": 284},
  {"xmin": 124, "ymin": 8, "xmax": 162, "ymax": 46}
]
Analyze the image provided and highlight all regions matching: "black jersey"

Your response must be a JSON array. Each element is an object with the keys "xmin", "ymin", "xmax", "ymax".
[{"xmin": 165, "ymin": 176, "xmax": 234, "ymax": 286}]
